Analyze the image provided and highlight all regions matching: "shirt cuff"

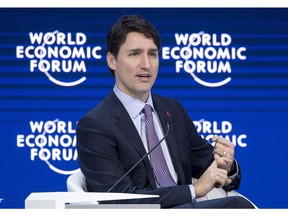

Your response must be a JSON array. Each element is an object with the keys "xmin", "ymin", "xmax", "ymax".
[
  {"xmin": 189, "ymin": 184, "xmax": 197, "ymax": 201},
  {"xmin": 228, "ymin": 159, "xmax": 239, "ymax": 180}
]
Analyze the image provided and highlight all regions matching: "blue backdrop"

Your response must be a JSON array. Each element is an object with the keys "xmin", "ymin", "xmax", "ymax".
[{"xmin": 0, "ymin": 8, "xmax": 287, "ymax": 208}]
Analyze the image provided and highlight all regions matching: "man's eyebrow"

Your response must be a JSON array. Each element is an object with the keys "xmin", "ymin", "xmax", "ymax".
[
  {"xmin": 149, "ymin": 48, "xmax": 159, "ymax": 52},
  {"xmin": 128, "ymin": 48, "xmax": 158, "ymax": 52},
  {"xmin": 128, "ymin": 48, "xmax": 142, "ymax": 52}
]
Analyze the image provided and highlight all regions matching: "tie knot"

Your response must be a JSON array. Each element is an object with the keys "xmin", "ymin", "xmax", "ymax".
[{"xmin": 143, "ymin": 104, "xmax": 153, "ymax": 117}]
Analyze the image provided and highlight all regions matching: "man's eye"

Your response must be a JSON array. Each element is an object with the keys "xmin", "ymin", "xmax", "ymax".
[
  {"xmin": 129, "ymin": 52, "xmax": 140, "ymax": 56},
  {"xmin": 149, "ymin": 52, "xmax": 158, "ymax": 57}
]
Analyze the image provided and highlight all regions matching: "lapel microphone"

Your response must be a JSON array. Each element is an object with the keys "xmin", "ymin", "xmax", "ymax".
[{"xmin": 106, "ymin": 112, "xmax": 171, "ymax": 193}]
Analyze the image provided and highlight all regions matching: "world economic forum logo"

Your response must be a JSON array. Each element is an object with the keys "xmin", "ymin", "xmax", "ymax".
[
  {"xmin": 17, "ymin": 119, "xmax": 79, "ymax": 175},
  {"xmin": 193, "ymin": 119, "xmax": 248, "ymax": 148},
  {"xmin": 162, "ymin": 32, "xmax": 247, "ymax": 87},
  {"xmin": 16, "ymin": 30, "xmax": 102, "ymax": 87}
]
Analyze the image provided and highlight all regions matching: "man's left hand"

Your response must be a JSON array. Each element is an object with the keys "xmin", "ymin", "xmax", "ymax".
[{"xmin": 212, "ymin": 135, "xmax": 235, "ymax": 172}]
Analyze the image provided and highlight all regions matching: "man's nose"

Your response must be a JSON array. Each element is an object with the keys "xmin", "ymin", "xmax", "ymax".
[{"xmin": 140, "ymin": 54, "xmax": 151, "ymax": 70}]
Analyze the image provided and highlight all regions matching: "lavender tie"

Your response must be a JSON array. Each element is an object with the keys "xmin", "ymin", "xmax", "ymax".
[{"xmin": 143, "ymin": 104, "xmax": 176, "ymax": 187}]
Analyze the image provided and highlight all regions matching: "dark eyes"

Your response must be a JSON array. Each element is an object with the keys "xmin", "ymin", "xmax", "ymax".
[
  {"xmin": 129, "ymin": 51, "xmax": 141, "ymax": 57},
  {"xmin": 128, "ymin": 51, "xmax": 158, "ymax": 57},
  {"xmin": 149, "ymin": 52, "xmax": 158, "ymax": 57}
]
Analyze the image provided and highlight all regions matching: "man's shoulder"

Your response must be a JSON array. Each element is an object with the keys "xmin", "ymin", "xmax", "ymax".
[
  {"xmin": 152, "ymin": 93, "xmax": 180, "ymax": 106},
  {"xmin": 80, "ymin": 96, "xmax": 111, "ymax": 119},
  {"xmin": 81, "ymin": 91, "xmax": 122, "ymax": 120}
]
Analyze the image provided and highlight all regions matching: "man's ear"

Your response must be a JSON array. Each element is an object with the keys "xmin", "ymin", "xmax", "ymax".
[{"xmin": 107, "ymin": 52, "xmax": 116, "ymax": 71}]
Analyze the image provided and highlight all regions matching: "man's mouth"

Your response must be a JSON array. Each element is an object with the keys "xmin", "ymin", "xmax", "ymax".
[
  {"xmin": 136, "ymin": 74, "xmax": 151, "ymax": 81},
  {"xmin": 137, "ymin": 73, "xmax": 151, "ymax": 78}
]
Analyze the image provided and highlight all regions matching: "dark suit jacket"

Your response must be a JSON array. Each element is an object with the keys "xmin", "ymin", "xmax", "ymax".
[{"xmin": 76, "ymin": 91, "xmax": 241, "ymax": 208}]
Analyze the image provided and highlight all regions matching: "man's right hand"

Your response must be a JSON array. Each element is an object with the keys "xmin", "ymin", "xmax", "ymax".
[{"xmin": 193, "ymin": 160, "xmax": 232, "ymax": 198}]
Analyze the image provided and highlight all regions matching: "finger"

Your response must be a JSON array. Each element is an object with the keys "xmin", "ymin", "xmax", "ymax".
[
  {"xmin": 221, "ymin": 157, "xmax": 233, "ymax": 164},
  {"xmin": 216, "ymin": 150, "xmax": 234, "ymax": 162},
  {"xmin": 216, "ymin": 178, "xmax": 232, "ymax": 188},
  {"xmin": 214, "ymin": 142, "xmax": 234, "ymax": 160},
  {"xmin": 214, "ymin": 157, "xmax": 227, "ymax": 170},
  {"xmin": 225, "ymin": 178, "xmax": 232, "ymax": 186},
  {"xmin": 214, "ymin": 153, "xmax": 233, "ymax": 165},
  {"xmin": 214, "ymin": 142, "xmax": 233, "ymax": 153},
  {"xmin": 212, "ymin": 135, "xmax": 219, "ymax": 142},
  {"xmin": 214, "ymin": 173, "xmax": 228, "ymax": 188},
  {"xmin": 214, "ymin": 154, "xmax": 233, "ymax": 170},
  {"xmin": 213, "ymin": 136, "xmax": 231, "ymax": 151},
  {"xmin": 213, "ymin": 136, "xmax": 234, "ymax": 149},
  {"xmin": 213, "ymin": 148, "xmax": 232, "ymax": 160},
  {"xmin": 213, "ymin": 147, "xmax": 226, "ymax": 157},
  {"xmin": 212, "ymin": 135, "xmax": 220, "ymax": 147}
]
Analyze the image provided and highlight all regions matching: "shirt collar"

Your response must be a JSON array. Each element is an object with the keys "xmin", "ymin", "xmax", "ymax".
[{"xmin": 113, "ymin": 84, "xmax": 155, "ymax": 119}]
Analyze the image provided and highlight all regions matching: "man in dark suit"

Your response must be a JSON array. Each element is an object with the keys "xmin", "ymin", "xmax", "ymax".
[{"xmin": 76, "ymin": 15, "xmax": 255, "ymax": 208}]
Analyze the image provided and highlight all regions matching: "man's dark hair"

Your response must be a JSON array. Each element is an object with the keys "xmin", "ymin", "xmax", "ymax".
[{"xmin": 106, "ymin": 15, "xmax": 161, "ymax": 77}]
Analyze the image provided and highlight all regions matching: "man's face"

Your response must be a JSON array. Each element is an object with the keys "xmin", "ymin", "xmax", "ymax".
[{"xmin": 107, "ymin": 32, "xmax": 159, "ymax": 102}]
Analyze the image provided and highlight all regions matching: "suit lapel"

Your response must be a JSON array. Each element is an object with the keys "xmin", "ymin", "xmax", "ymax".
[{"xmin": 107, "ymin": 92, "xmax": 157, "ymax": 188}]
